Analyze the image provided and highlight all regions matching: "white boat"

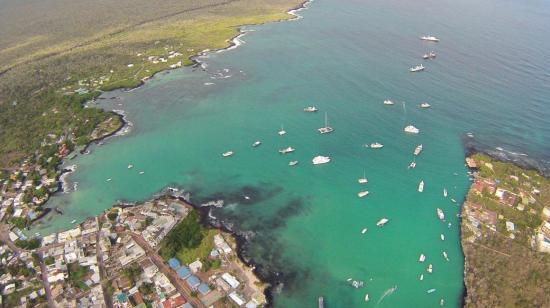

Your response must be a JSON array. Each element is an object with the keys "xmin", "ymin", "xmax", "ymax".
[
  {"xmin": 357, "ymin": 191, "xmax": 369, "ymax": 198},
  {"xmin": 440, "ymin": 299, "xmax": 445, "ymax": 306},
  {"xmin": 420, "ymin": 35, "xmax": 440, "ymax": 42},
  {"xmin": 364, "ymin": 294, "xmax": 369, "ymax": 302},
  {"xmin": 278, "ymin": 125, "xmax": 286, "ymax": 136},
  {"xmin": 127, "ymin": 164, "xmax": 134, "ymax": 169},
  {"xmin": 422, "ymin": 51, "xmax": 437, "ymax": 59},
  {"xmin": 361, "ymin": 228, "xmax": 368, "ymax": 234},
  {"xmin": 376, "ymin": 218, "xmax": 389, "ymax": 227},
  {"xmin": 440, "ymin": 234, "xmax": 445, "ymax": 241},
  {"xmin": 312, "ymin": 156, "xmax": 331, "ymax": 165},
  {"xmin": 252, "ymin": 141, "xmax": 262, "ymax": 147},
  {"xmin": 420, "ymin": 102, "xmax": 431, "ymax": 108},
  {"xmin": 437, "ymin": 208, "xmax": 445, "ymax": 220},
  {"xmin": 427, "ymin": 288, "xmax": 436, "ymax": 294},
  {"xmin": 106, "ymin": 178, "xmax": 112, "ymax": 182},
  {"xmin": 404, "ymin": 125, "xmax": 420, "ymax": 134},
  {"xmin": 358, "ymin": 170, "xmax": 368, "ymax": 184},
  {"xmin": 427, "ymin": 264, "xmax": 433, "ymax": 273},
  {"xmin": 408, "ymin": 161, "xmax": 417, "ymax": 169},
  {"xmin": 139, "ymin": 171, "xmax": 145, "ymax": 175},
  {"xmin": 418, "ymin": 180, "xmax": 424, "ymax": 192},
  {"xmin": 279, "ymin": 147, "xmax": 295, "ymax": 154},
  {"xmin": 304, "ymin": 106, "xmax": 318, "ymax": 112},
  {"xmin": 289, "ymin": 160, "xmax": 299, "ymax": 166},
  {"xmin": 414, "ymin": 144, "xmax": 423, "ymax": 155},
  {"xmin": 442, "ymin": 251, "xmax": 449, "ymax": 261},
  {"xmin": 369, "ymin": 143, "xmax": 384, "ymax": 149},
  {"xmin": 419, "ymin": 253, "xmax": 426, "ymax": 263},
  {"xmin": 420, "ymin": 274, "xmax": 424, "ymax": 281},
  {"xmin": 383, "ymin": 99, "xmax": 395, "ymax": 105},
  {"xmin": 443, "ymin": 188, "xmax": 448, "ymax": 197},
  {"xmin": 466, "ymin": 132, "xmax": 474, "ymax": 138},
  {"xmin": 222, "ymin": 151, "xmax": 234, "ymax": 157},
  {"xmin": 71, "ymin": 219, "xmax": 77, "ymax": 224},
  {"xmin": 451, "ymin": 198, "xmax": 457, "ymax": 203},
  {"xmin": 410, "ymin": 64, "xmax": 425, "ymax": 72},
  {"xmin": 318, "ymin": 112, "xmax": 334, "ymax": 134}
]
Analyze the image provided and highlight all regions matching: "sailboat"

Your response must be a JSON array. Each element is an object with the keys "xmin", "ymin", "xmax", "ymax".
[
  {"xmin": 418, "ymin": 180, "xmax": 424, "ymax": 192},
  {"xmin": 318, "ymin": 112, "xmax": 334, "ymax": 134},
  {"xmin": 358, "ymin": 170, "xmax": 368, "ymax": 184},
  {"xmin": 443, "ymin": 188, "xmax": 448, "ymax": 197},
  {"xmin": 419, "ymin": 254, "xmax": 426, "ymax": 262},
  {"xmin": 278, "ymin": 125, "xmax": 286, "ymax": 136}
]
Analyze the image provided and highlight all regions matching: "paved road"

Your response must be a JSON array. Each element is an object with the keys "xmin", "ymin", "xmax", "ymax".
[
  {"xmin": 130, "ymin": 233, "xmax": 205, "ymax": 308},
  {"xmin": 38, "ymin": 252, "xmax": 57, "ymax": 308},
  {"xmin": 96, "ymin": 220, "xmax": 114, "ymax": 308}
]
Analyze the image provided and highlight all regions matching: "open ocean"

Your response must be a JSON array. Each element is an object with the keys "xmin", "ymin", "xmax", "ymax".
[{"xmin": 33, "ymin": 0, "xmax": 550, "ymax": 306}]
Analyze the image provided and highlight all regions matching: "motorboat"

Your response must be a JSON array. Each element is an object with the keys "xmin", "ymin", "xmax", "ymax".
[
  {"xmin": 369, "ymin": 143, "xmax": 384, "ymax": 149},
  {"xmin": 383, "ymin": 99, "xmax": 395, "ymax": 105},
  {"xmin": 289, "ymin": 160, "xmax": 299, "ymax": 166},
  {"xmin": 418, "ymin": 180, "xmax": 424, "ymax": 192},
  {"xmin": 419, "ymin": 253, "xmax": 426, "ymax": 263},
  {"xmin": 376, "ymin": 218, "xmax": 389, "ymax": 227},
  {"xmin": 427, "ymin": 264, "xmax": 433, "ymax": 273},
  {"xmin": 139, "ymin": 171, "xmax": 145, "ymax": 175},
  {"xmin": 440, "ymin": 234, "xmax": 445, "ymax": 241},
  {"xmin": 420, "ymin": 35, "xmax": 440, "ymax": 42},
  {"xmin": 127, "ymin": 164, "xmax": 134, "ymax": 169},
  {"xmin": 318, "ymin": 112, "xmax": 334, "ymax": 134},
  {"xmin": 304, "ymin": 106, "xmax": 318, "ymax": 112},
  {"xmin": 252, "ymin": 141, "xmax": 262, "ymax": 147},
  {"xmin": 427, "ymin": 288, "xmax": 436, "ymax": 294},
  {"xmin": 420, "ymin": 102, "xmax": 431, "ymax": 108},
  {"xmin": 414, "ymin": 144, "xmax": 423, "ymax": 155},
  {"xmin": 279, "ymin": 146, "xmax": 295, "ymax": 154},
  {"xmin": 357, "ymin": 191, "xmax": 369, "ymax": 198},
  {"xmin": 278, "ymin": 125, "xmax": 286, "ymax": 136},
  {"xmin": 222, "ymin": 151, "xmax": 234, "ymax": 157},
  {"xmin": 410, "ymin": 64, "xmax": 425, "ymax": 72},
  {"xmin": 437, "ymin": 208, "xmax": 445, "ymax": 220},
  {"xmin": 361, "ymin": 228, "xmax": 368, "ymax": 234},
  {"xmin": 404, "ymin": 125, "xmax": 420, "ymax": 134},
  {"xmin": 312, "ymin": 156, "xmax": 331, "ymax": 165}
]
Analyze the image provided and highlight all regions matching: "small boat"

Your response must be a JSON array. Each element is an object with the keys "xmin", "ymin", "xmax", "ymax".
[
  {"xmin": 418, "ymin": 180, "xmax": 424, "ymax": 192},
  {"xmin": 440, "ymin": 234, "xmax": 445, "ymax": 241},
  {"xmin": 448, "ymin": 222, "xmax": 452, "ymax": 228},
  {"xmin": 364, "ymin": 294, "xmax": 370, "ymax": 302},
  {"xmin": 318, "ymin": 112, "xmax": 334, "ymax": 134},
  {"xmin": 318, "ymin": 296, "xmax": 324, "ymax": 308},
  {"xmin": 369, "ymin": 143, "xmax": 384, "ymax": 149},
  {"xmin": 414, "ymin": 144, "xmax": 423, "ymax": 155},
  {"xmin": 139, "ymin": 171, "xmax": 145, "ymax": 175},
  {"xmin": 279, "ymin": 147, "xmax": 295, "ymax": 154},
  {"xmin": 404, "ymin": 125, "xmax": 420, "ymax": 134},
  {"xmin": 466, "ymin": 132, "xmax": 474, "ymax": 138},
  {"xmin": 358, "ymin": 170, "xmax": 368, "ymax": 184},
  {"xmin": 304, "ymin": 106, "xmax": 318, "ymax": 112},
  {"xmin": 289, "ymin": 160, "xmax": 298, "ymax": 166},
  {"xmin": 420, "ymin": 102, "xmax": 431, "ymax": 108},
  {"xmin": 420, "ymin": 35, "xmax": 440, "ymax": 42},
  {"xmin": 410, "ymin": 64, "xmax": 425, "ymax": 72},
  {"xmin": 419, "ymin": 253, "xmax": 426, "ymax": 262},
  {"xmin": 408, "ymin": 161, "xmax": 417, "ymax": 169},
  {"xmin": 71, "ymin": 219, "xmax": 77, "ymax": 224},
  {"xmin": 376, "ymin": 218, "xmax": 389, "ymax": 227},
  {"xmin": 437, "ymin": 208, "xmax": 445, "ymax": 220},
  {"xmin": 361, "ymin": 228, "xmax": 368, "ymax": 234},
  {"xmin": 427, "ymin": 288, "xmax": 436, "ymax": 294},
  {"xmin": 252, "ymin": 141, "xmax": 262, "ymax": 147},
  {"xmin": 222, "ymin": 151, "xmax": 234, "ymax": 157},
  {"xmin": 127, "ymin": 164, "xmax": 134, "ymax": 169},
  {"xmin": 427, "ymin": 264, "xmax": 433, "ymax": 273},
  {"xmin": 440, "ymin": 299, "xmax": 445, "ymax": 306},
  {"xmin": 357, "ymin": 191, "xmax": 369, "ymax": 198},
  {"xmin": 312, "ymin": 156, "xmax": 331, "ymax": 165},
  {"xmin": 443, "ymin": 188, "xmax": 448, "ymax": 197},
  {"xmin": 420, "ymin": 274, "xmax": 424, "ymax": 281},
  {"xmin": 422, "ymin": 51, "xmax": 437, "ymax": 59},
  {"xmin": 278, "ymin": 125, "xmax": 286, "ymax": 136},
  {"xmin": 383, "ymin": 99, "xmax": 395, "ymax": 105},
  {"xmin": 451, "ymin": 198, "xmax": 457, "ymax": 203},
  {"xmin": 442, "ymin": 251, "xmax": 449, "ymax": 261},
  {"xmin": 106, "ymin": 178, "xmax": 112, "ymax": 182}
]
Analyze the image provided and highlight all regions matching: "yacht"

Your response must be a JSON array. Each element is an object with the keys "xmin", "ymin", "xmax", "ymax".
[
  {"xmin": 358, "ymin": 170, "xmax": 368, "ymax": 184},
  {"xmin": 278, "ymin": 125, "xmax": 286, "ymax": 136},
  {"xmin": 443, "ymin": 188, "xmax": 448, "ymax": 197},
  {"xmin": 252, "ymin": 141, "xmax": 262, "ymax": 147},
  {"xmin": 418, "ymin": 180, "xmax": 424, "ymax": 192},
  {"xmin": 369, "ymin": 142, "xmax": 384, "ymax": 149},
  {"xmin": 410, "ymin": 64, "xmax": 425, "ymax": 72},
  {"xmin": 414, "ymin": 144, "xmax": 423, "ymax": 155},
  {"xmin": 383, "ymin": 99, "xmax": 395, "ymax": 105},
  {"xmin": 419, "ymin": 253, "xmax": 426, "ymax": 263},
  {"xmin": 312, "ymin": 156, "xmax": 331, "ymax": 165},
  {"xmin": 279, "ymin": 146, "xmax": 295, "ymax": 154},
  {"xmin": 422, "ymin": 51, "xmax": 437, "ymax": 59},
  {"xmin": 443, "ymin": 251, "xmax": 449, "ymax": 261},
  {"xmin": 408, "ymin": 161, "xmax": 417, "ymax": 169},
  {"xmin": 357, "ymin": 191, "xmax": 369, "ymax": 198},
  {"xmin": 127, "ymin": 164, "xmax": 134, "ymax": 169},
  {"xmin": 420, "ymin": 35, "xmax": 440, "ymax": 42},
  {"xmin": 361, "ymin": 228, "xmax": 368, "ymax": 234},
  {"xmin": 289, "ymin": 160, "xmax": 299, "ymax": 166},
  {"xmin": 420, "ymin": 102, "xmax": 431, "ymax": 108},
  {"xmin": 427, "ymin": 264, "xmax": 433, "ymax": 273},
  {"xmin": 318, "ymin": 112, "xmax": 334, "ymax": 134},
  {"xmin": 437, "ymin": 208, "xmax": 445, "ymax": 220},
  {"xmin": 304, "ymin": 106, "xmax": 318, "ymax": 112},
  {"xmin": 404, "ymin": 125, "xmax": 420, "ymax": 134},
  {"xmin": 440, "ymin": 234, "xmax": 445, "ymax": 241},
  {"xmin": 376, "ymin": 218, "xmax": 389, "ymax": 227},
  {"xmin": 222, "ymin": 151, "xmax": 234, "ymax": 157}
]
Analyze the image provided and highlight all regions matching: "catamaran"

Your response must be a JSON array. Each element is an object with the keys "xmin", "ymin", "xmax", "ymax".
[
  {"xmin": 404, "ymin": 125, "xmax": 420, "ymax": 134},
  {"xmin": 418, "ymin": 180, "xmax": 424, "ymax": 192},
  {"xmin": 420, "ymin": 35, "xmax": 440, "ymax": 42},
  {"xmin": 312, "ymin": 156, "xmax": 331, "ymax": 165},
  {"xmin": 289, "ymin": 160, "xmax": 298, "ymax": 166},
  {"xmin": 419, "ymin": 253, "xmax": 426, "ymax": 263},
  {"xmin": 369, "ymin": 142, "xmax": 384, "ymax": 149},
  {"xmin": 427, "ymin": 264, "xmax": 433, "ymax": 273},
  {"xmin": 279, "ymin": 146, "xmax": 295, "ymax": 154},
  {"xmin": 318, "ymin": 112, "xmax": 334, "ymax": 134},
  {"xmin": 423, "ymin": 51, "xmax": 437, "ymax": 59},
  {"xmin": 410, "ymin": 64, "xmax": 425, "ymax": 72},
  {"xmin": 376, "ymin": 218, "xmax": 389, "ymax": 227},
  {"xmin": 252, "ymin": 141, "xmax": 261, "ymax": 147},
  {"xmin": 437, "ymin": 208, "xmax": 445, "ymax": 220},
  {"xmin": 408, "ymin": 161, "xmax": 417, "ymax": 169},
  {"xmin": 222, "ymin": 151, "xmax": 234, "ymax": 157},
  {"xmin": 414, "ymin": 144, "xmax": 423, "ymax": 155},
  {"xmin": 304, "ymin": 106, "xmax": 318, "ymax": 112},
  {"xmin": 383, "ymin": 99, "xmax": 395, "ymax": 105},
  {"xmin": 278, "ymin": 125, "xmax": 286, "ymax": 136},
  {"xmin": 420, "ymin": 102, "xmax": 431, "ymax": 108},
  {"xmin": 357, "ymin": 191, "xmax": 369, "ymax": 198},
  {"xmin": 358, "ymin": 170, "xmax": 368, "ymax": 184}
]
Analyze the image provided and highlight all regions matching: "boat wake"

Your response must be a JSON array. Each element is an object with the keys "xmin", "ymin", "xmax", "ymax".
[{"xmin": 377, "ymin": 285, "xmax": 397, "ymax": 306}]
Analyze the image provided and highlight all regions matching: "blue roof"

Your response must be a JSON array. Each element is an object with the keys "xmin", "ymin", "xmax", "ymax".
[
  {"xmin": 168, "ymin": 258, "xmax": 180, "ymax": 270},
  {"xmin": 177, "ymin": 266, "xmax": 191, "ymax": 279},
  {"xmin": 197, "ymin": 283, "xmax": 210, "ymax": 295},
  {"xmin": 210, "ymin": 249, "xmax": 219, "ymax": 257},
  {"xmin": 116, "ymin": 293, "xmax": 128, "ymax": 303},
  {"xmin": 186, "ymin": 275, "xmax": 201, "ymax": 288}
]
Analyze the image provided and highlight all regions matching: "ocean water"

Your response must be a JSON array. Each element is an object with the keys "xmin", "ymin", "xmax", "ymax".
[{"xmin": 33, "ymin": 0, "xmax": 550, "ymax": 306}]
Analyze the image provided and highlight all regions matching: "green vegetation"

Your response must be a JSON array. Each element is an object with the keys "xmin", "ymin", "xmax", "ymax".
[
  {"xmin": 67, "ymin": 262, "xmax": 90, "ymax": 289},
  {"xmin": 203, "ymin": 258, "xmax": 222, "ymax": 272},
  {"xmin": 15, "ymin": 238, "xmax": 41, "ymax": 250},
  {"xmin": 176, "ymin": 229, "xmax": 217, "ymax": 265},
  {"xmin": 44, "ymin": 256, "xmax": 55, "ymax": 265},
  {"xmin": 159, "ymin": 209, "xmax": 206, "ymax": 261},
  {"xmin": 107, "ymin": 210, "xmax": 119, "ymax": 221},
  {"xmin": 122, "ymin": 264, "xmax": 142, "ymax": 287}
]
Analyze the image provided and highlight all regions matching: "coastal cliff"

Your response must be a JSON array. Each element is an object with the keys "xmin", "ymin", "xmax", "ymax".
[{"xmin": 461, "ymin": 154, "xmax": 550, "ymax": 307}]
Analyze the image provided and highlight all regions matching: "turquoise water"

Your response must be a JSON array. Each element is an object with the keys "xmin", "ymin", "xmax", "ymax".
[{"xmin": 34, "ymin": 0, "xmax": 550, "ymax": 306}]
